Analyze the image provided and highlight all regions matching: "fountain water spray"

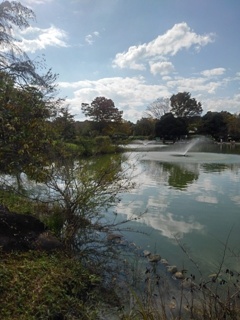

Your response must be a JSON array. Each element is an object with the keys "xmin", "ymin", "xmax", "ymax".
[{"xmin": 182, "ymin": 138, "xmax": 200, "ymax": 156}]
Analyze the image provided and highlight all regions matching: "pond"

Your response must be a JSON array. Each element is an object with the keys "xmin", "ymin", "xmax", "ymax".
[
  {"xmin": 112, "ymin": 140, "xmax": 240, "ymax": 278},
  {"xmin": 2, "ymin": 139, "xmax": 239, "ymax": 281}
]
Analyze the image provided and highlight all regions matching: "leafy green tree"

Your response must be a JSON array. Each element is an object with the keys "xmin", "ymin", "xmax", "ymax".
[
  {"xmin": 74, "ymin": 120, "xmax": 92, "ymax": 137},
  {"xmin": 155, "ymin": 112, "xmax": 188, "ymax": 141},
  {"xmin": 81, "ymin": 96, "xmax": 123, "ymax": 135},
  {"xmin": 226, "ymin": 113, "xmax": 240, "ymax": 141},
  {"xmin": 0, "ymin": 2, "xmax": 64, "ymax": 181},
  {"xmin": 199, "ymin": 111, "xmax": 228, "ymax": 141},
  {"xmin": 134, "ymin": 117, "xmax": 156, "ymax": 137},
  {"xmin": 52, "ymin": 106, "xmax": 76, "ymax": 142},
  {"xmin": 170, "ymin": 92, "xmax": 203, "ymax": 118},
  {"xmin": 0, "ymin": 71, "xmax": 55, "ymax": 180},
  {"xmin": 145, "ymin": 97, "xmax": 170, "ymax": 119},
  {"xmin": 112, "ymin": 119, "xmax": 133, "ymax": 136},
  {"xmin": 187, "ymin": 115, "xmax": 202, "ymax": 134}
]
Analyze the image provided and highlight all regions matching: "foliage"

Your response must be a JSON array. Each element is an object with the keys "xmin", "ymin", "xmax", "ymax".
[
  {"xmin": 116, "ymin": 119, "xmax": 134, "ymax": 136},
  {"xmin": 155, "ymin": 112, "xmax": 188, "ymax": 141},
  {"xmin": 170, "ymin": 92, "xmax": 203, "ymax": 118},
  {"xmin": 145, "ymin": 97, "xmax": 170, "ymax": 120},
  {"xmin": 134, "ymin": 117, "xmax": 156, "ymax": 137},
  {"xmin": 0, "ymin": 1, "xmax": 62, "ymax": 181},
  {"xmin": 0, "ymin": 250, "xmax": 106, "ymax": 320},
  {"xmin": 74, "ymin": 136, "xmax": 96, "ymax": 156},
  {"xmin": 81, "ymin": 96, "xmax": 123, "ymax": 135},
  {"xmin": 74, "ymin": 120, "xmax": 93, "ymax": 137},
  {"xmin": 0, "ymin": 189, "xmax": 64, "ymax": 236},
  {"xmin": 49, "ymin": 136, "xmax": 121, "ymax": 161},
  {"xmin": 94, "ymin": 135, "xmax": 115, "ymax": 154},
  {"xmin": 0, "ymin": 188, "xmax": 35, "ymax": 214},
  {"xmin": 0, "ymin": 1, "xmax": 58, "ymax": 93},
  {"xmin": 187, "ymin": 115, "xmax": 202, "ymax": 133},
  {"xmin": 199, "ymin": 111, "xmax": 240, "ymax": 142},
  {"xmin": 0, "ymin": 72, "xmax": 56, "ymax": 180},
  {"xmin": 82, "ymin": 96, "xmax": 123, "ymax": 123},
  {"xmin": 227, "ymin": 113, "xmax": 240, "ymax": 141},
  {"xmin": 19, "ymin": 154, "xmax": 135, "ymax": 254},
  {"xmin": 199, "ymin": 111, "xmax": 228, "ymax": 141},
  {"xmin": 52, "ymin": 106, "xmax": 76, "ymax": 142}
]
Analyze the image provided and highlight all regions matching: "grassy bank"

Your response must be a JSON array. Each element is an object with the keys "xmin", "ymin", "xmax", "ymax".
[{"xmin": 0, "ymin": 250, "xmax": 114, "ymax": 319}]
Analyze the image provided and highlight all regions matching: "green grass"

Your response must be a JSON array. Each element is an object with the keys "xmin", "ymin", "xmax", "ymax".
[
  {"xmin": 0, "ymin": 189, "xmax": 35, "ymax": 214},
  {"xmin": 0, "ymin": 250, "xmax": 103, "ymax": 320}
]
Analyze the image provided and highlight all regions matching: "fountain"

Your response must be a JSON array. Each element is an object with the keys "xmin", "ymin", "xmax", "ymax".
[
  {"xmin": 125, "ymin": 136, "xmax": 240, "ymax": 164},
  {"xmin": 169, "ymin": 138, "xmax": 202, "ymax": 157},
  {"xmin": 139, "ymin": 137, "xmax": 240, "ymax": 164},
  {"xmin": 181, "ymin": 138, "xmax": 200, "ymax": 156}
]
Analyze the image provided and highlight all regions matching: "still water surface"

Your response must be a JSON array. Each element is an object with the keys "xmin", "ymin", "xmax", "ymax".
[{"xmin": 113, "ymin": 142, "xmax": 240, "ymax": 276}]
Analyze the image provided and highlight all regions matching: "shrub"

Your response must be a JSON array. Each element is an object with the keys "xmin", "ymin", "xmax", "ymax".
[{"xmin": 94, "ymin": 136, "xmax": 115, "ymax": 154}]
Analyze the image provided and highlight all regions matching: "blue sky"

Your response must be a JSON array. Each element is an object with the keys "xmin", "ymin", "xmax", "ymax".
[{"xmin": 17, "ymin": 0, "xmax": 240, "ymax": 123}]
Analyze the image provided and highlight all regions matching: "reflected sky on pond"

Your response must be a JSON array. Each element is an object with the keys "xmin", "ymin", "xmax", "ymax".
[{"xmin": 114, "ymin": 148, "xmax": 240, "ymax": 275}]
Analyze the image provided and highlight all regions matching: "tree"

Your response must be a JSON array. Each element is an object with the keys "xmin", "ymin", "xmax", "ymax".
[
  {"xmin": 0, "ymin": 2, "xmax": 64, "ymax": 180},
  {"xmin": 227, "ymin": 113, "xmax": 240, "ymax": 141},
  {"xmin": 155, "ymin": 112, "xmax": 188, "ymax": 141},
  {"xmin": 199, "ymin": 111, "xmax": 229, "ymax": 141},
  {"xmin": 145, "ymin": 97, "xmax": 170, "ymax": 120},
  {"xmin": 0, "ymin": 1, "xmax": 58, "ymax": 94},
  {"xmin": 52, "ymin": 106, "xmax": 76, "ymax": 141},
  {"xmin": 81, "ymin": 96, "xmax": 123, "ymax": 135},
  {"xmin": 170, "ymin": 92, "xmax": 203, "ymax": 118},
  {"xmin": 134, "ymin": 117, "xmax": 156, "ymax": 137},
  {"xmin": 199, "ymin": 111, "xmax": 240, "ymax": 141},
  {"xmin": 116, "ymin": 120, "xmax": 134, "ymax": 136},
  {"xmin": 0, "ymin": 71, "xmax": 55, "ymax": 181}
]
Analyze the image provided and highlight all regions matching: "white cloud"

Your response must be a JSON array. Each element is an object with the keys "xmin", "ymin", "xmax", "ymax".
[
  {"xmin": 231, "ymin": 195, "xmax": 240, "ymax": 206},
  {"xmin": 162, "ymin": 76, "xmax": 172, "ymax": 81},
  {"xmin": 14, "ymin": 25, "xmax": 68, "ymax": 53},
  {"xmin": 22, "ymin": 0, "xmax": 52, "ymax": 4},
  {"xmin": 113, "ymin": 22, "xmax": 215, "ymax": 71},
  {"xmin": 196, "ymin": 195, "xmax": 218, "ymax": 204},
  {"xmin": 234, "ymin": 93, "xmax": 240, "ymax": 101},
  {"xmin": 85, "ymin": 31, "xmax": 100, "ymax": 45},
  {"xmin": 58, "ymin": 76, "xmax": 171, "ymax": 121},
  {"xmin": 58, "ymin": 70, "xmax": 240, "ymax": 122},
  {"xmin": 202, "ymin": 95, "xmax": 240, "ymax": 114},
  {"xmin": 201, "ymin": 68, "xmax": 226, "ymax": 77},
  {"xmin": 166, "ymin": 76, "xmax": 223, "ymax": 94},
  {"xmin": 142, "ymin": 211, "xmax": 204, "ymax": 239},
  {"xmin": 113, "ymin": 44, "xmax": 147, "ymax": 70},
  {"xmin": 149, "ymin": 61, "xmax": 174, "ymax": 75}
]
